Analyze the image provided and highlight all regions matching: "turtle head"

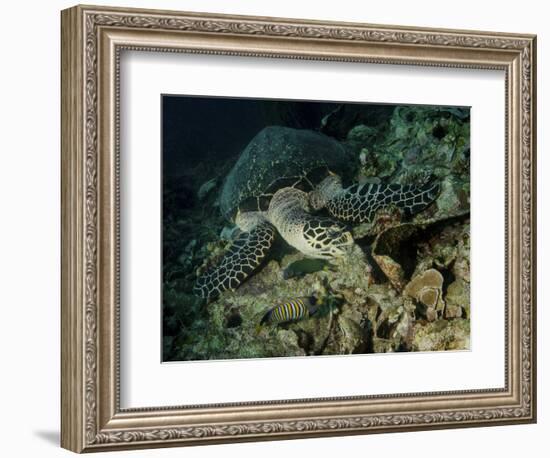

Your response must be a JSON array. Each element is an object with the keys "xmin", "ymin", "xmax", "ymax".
[
  {"xmin": 302, "ymin": 217, "xmax": 353, "ymax": 259},
  {"xmin": 309, "ymin": 173, "xmax": 343, "ymax": 210}
]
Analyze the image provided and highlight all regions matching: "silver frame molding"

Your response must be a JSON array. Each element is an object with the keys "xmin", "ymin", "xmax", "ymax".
[{"xmin": 61, "ymin": 4, "xmax": 537, "ymax": 453}]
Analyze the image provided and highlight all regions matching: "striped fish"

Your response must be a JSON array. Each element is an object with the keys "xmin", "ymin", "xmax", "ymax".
[{"xmin": 260, "ymin": 297, "xmax": 319, "ymax": 326}]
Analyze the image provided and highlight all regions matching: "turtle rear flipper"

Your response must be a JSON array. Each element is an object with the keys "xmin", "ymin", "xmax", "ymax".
[
  {"xmin": 326, "ymin": 180, "xmax": 440, "ymax": 224},
  {"xmin": 193, "ymin": 222, "xmax": 276, "ymax": 300}
]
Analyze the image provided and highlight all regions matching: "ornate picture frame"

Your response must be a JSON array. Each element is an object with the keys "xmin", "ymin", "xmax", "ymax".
[{"xmin": 61, "ymin": 4, "xmax": 536, "ymax": 453}]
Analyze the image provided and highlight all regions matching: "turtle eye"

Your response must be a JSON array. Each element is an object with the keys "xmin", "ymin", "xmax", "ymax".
[
  {"xmin": 327, "ymin": 227, "xmax": 341, "ymax": 238},
  {"xmin": 327, "ymin": 224, "xmax": 348, "ymax": 239}
]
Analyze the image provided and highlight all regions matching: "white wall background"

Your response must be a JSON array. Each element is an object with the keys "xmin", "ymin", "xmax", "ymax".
[{"xmin": 0, "ymin": 0, "xmax": 546, "ymax": 456}]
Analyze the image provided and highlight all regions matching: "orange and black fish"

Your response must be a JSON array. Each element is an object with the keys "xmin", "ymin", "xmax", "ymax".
[{"xmin": 259, "ymin": 296, "xmax": 319, "ymax": 326}]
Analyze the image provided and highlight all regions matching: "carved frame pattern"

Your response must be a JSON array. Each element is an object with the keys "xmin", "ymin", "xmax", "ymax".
[{"xmin": 61, "ymin": 4, "xmax": 536, "ymax": 453}]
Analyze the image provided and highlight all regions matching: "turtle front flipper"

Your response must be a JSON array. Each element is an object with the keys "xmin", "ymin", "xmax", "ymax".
[
  {"xmin": 311, "ymin": 175, "xmax": 440, "ymax": 224},
  {"xmin": 193, "ymin": 222, "xmax": 276, "ymax": 300}
]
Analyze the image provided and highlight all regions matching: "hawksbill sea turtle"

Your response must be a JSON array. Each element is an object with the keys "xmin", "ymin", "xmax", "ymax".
[{"xmin": 194, "ymin": 126, "xmax": 440, "ymax": 300}]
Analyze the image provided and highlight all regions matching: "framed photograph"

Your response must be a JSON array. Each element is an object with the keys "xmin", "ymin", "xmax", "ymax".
[{"xmin": 61, "ymin": 4, "xmax": 537, "ymax": 453}]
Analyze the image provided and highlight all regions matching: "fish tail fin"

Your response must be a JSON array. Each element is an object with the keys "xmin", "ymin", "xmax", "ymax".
[
  {"xmin": 260, "ymin": 309, "xmax": 272, "ymax": 326},
  {"xmin": 307, "ymin": 296, "xmax": 320, "ymax": 316},
  {"xmin": 308, "ymin": 305, "xmax": 319, "ymax": 316}
]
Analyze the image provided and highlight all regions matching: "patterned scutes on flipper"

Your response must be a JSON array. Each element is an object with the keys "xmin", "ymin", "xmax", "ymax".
[
  {"xmin": 327, "ymin": 180, "xmax": 441, "ymax": 224},
  {"xmin": 193, "ymin": 222, "xmax": 276, "ymax": 300}
]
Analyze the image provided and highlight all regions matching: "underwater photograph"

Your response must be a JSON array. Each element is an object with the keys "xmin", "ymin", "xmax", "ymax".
[{"xmin": 162, "ymin": 95, "xmax": 470, "ymax": 362}]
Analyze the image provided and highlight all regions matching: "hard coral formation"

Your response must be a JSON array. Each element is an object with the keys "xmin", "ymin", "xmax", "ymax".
[
  {"xmin": 412, "ymin": 318, "xmax": 470, "ymax": 352},
  {"xmin": 404, "ymin": 269, "xmax": 445, "ymax": 321}
]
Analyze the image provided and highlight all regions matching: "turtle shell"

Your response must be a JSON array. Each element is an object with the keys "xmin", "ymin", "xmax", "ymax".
[{"xmin": 220, "ymin": 126, "xmax": 353, "ymax": 221}]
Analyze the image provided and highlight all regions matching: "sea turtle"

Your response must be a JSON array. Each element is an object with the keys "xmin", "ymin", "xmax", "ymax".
[{"xmin": 194, "ymin": 126, "xmax": 440, "ymax": 300}]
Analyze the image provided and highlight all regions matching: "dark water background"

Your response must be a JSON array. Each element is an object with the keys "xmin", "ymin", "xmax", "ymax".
[
  {"xmin": 162, "ymin": 95, "xmax": 399, "ymax": 178},
  {"xmin": 163, "ymin": 96, "xmax": 336, "ymax": 176}
]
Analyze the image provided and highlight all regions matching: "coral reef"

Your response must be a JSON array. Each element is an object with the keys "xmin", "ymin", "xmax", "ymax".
[
  {"xmin": 162, "ymin": 103, "xmax": 470, "ymax": 361},
  {"xmin": 404, "ymin": 269, "xmax": 445, "ymax": 322}
]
